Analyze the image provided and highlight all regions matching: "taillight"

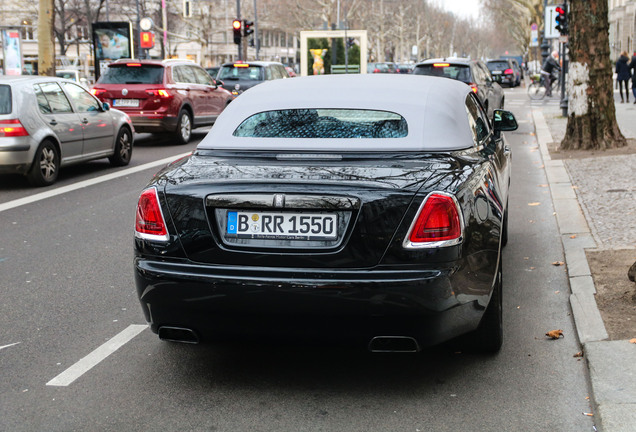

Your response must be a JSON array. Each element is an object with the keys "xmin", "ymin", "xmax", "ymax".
[
  {"xmin": 91, "ymin": 88, "xmax": 106, "ymax": 97},
  {"xmin": 404, "ymin": 193, "xmax": 463, "ymax": 248},
  {"xmin": 135, "ymin": 188, "xmax": 169, "ymax": 241},
  {"xmin": 145, "ymin": 89, "xmax": 172, "ymax": 98},
  {"xmin": 0, "ymin": 119, "xmax": 29, "ymax": 137},
  {"xmin": 373, "ymin": 68, "xmax": 380, "ymax": 73},
  {"xmin": 469, "ymin": 83, "xmax": 478, "ymax": 93},
  {"xmin": 504, "ymin": 68, "xmax": 513, "ymax": 75}
]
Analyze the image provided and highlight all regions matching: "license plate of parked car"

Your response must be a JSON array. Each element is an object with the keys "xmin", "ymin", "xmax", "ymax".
[
  {"xmin": 113, "ymin": 99, "xmax": 139, "ymax": 107},
  {"xmin": 227, "ymin": 211, "xmax": 337, "ymax": 240}
]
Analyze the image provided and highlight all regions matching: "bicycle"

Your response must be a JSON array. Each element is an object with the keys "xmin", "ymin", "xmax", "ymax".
[{"xmin": 527, "ymin": 73, "xmax": 560, "ymax": 100}]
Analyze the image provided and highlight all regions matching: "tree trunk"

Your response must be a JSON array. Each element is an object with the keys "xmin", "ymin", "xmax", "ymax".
[
  {"xmin": 560, "ymin": 0, "xmax": 626, "ymax": 150},
  {"xmin": 38, "ymin": 0, "xmax": 56, "ymax": 76}
]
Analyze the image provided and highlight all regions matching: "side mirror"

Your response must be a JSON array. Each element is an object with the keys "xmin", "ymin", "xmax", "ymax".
[
  {"xmin": 493, "ymin": 109, "xmax": 518, "ymax": 132},
  {"xmin": 102, "ymin": 102, "xmax": 110, "ymax": 111}
]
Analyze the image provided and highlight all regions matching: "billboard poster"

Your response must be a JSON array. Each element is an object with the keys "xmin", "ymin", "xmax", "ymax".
[
  {"xmin": 2, "ymin": 29, "xmax": 23, "ymax": 75},
  {"xmin": 91, "ymin": 22, "xmax": 134, "ymax": 81}
]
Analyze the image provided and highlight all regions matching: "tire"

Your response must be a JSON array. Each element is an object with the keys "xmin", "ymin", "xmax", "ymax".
[
  {"xmin": 27, "ymin": 140, "xmax": 60, "ymax": 187},
  {"xmin": 450, "ymin": 265, "xmax": 503, "ymax": 354},
  {"xmin": 527, "ymin": 82, "xmax": 546, "ymax": 100},
  {"xmin": 174, "ymin": 109, "xmax": 192, "ymax": 145},
  {"xmin": 109, "ymin": 127, "xmax": 133, "ymax": 166},
  {"xmin": 501, "ymin": 204, "xmax": 509, "ymax": 247}
]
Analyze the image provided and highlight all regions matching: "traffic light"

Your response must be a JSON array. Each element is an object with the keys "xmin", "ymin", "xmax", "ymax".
[
  {"xmin": 555, "ymin": 3, "xmax": 568, "ymax": 35},
  {"xmin": 232, "ymin": 19, "xmax": 242, "ymax": 44},
  {"xmin": 243, "ymin": 20, "xmax": 254, "ymax": 37}
]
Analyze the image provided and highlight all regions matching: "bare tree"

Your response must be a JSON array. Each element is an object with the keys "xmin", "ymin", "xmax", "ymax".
[{"xmin": 561, "ymin": 0, "xmax": 626, "ymax": 150}]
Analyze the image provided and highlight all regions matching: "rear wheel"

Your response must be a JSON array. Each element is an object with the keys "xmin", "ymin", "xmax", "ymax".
[
  {"xmin": 109, "ymin": 127, "xmax": 133, "ymax": 166},
  {"xmin": 527, "ymin": 82, "xmax": 546, "ymax": 100},
  {"xmin": 450, "ymin": 266, "xmax": 503, "ymax": 354},
  {"xmin": 27, "ymin": 140, "xmax": 59, "ymax": 187},
  {"xmin": 174, "ymin": 109, "xmax": 192, "ymax": 145}
]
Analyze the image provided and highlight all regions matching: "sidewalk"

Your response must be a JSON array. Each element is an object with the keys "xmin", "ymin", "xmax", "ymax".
[{"xmin": 531, "ymin": 95, "xmax": 636, "ymax": 432}]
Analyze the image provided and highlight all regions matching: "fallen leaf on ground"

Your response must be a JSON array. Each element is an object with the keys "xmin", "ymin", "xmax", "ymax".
[
  {"xmin": 546, "ymin": 329, "xmax": 564, "ymax": 339},
  {"xmin": 570, "ymin": 235, "xmax": 577, "ymax": 239},
  {"xmin": 573, "ymin": 352, "xmax": 583, "ymax": 358},
  {"xmin": 528, "ymin": 202, "xmax": 541, "ymax": 206},
  {"xmin": 552, "ymin": 261, "xmax": 565, "ymax": 266},
  {"xmin": 630, "ymin": 338, "xmax": 636, "ymax": 344}
]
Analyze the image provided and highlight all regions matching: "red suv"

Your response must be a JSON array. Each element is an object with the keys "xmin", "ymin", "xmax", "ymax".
[{"xmin": 90, "ymin": 59, "xmax": 233, "ymax": 144}]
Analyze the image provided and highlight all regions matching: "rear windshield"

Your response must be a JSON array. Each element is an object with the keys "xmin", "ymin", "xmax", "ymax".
[
  {"xmin": 0, "ymin": 85, "xmax": 11, "ymax": 114},
  {"xmin": 218, "ymin": 65, "xmax": 264, "ymax": 81},
  {"xmin": 486, "ymin": 61, "xmax": 509, "ymax": 70},
  {"xmin": 98, "ymin": 65, "xmax": 164, "ymax": 84},
  {"xmin": 233, "ymin": 109, "xmax": 408, "ymax": 139},
  {"xmin": 413, "ymin": 64, "xmax": 471, "ymax": 83}
]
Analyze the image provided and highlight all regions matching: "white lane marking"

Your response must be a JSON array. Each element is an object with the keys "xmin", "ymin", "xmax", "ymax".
[
  {"xmin": 46, "ymin": 324, "xmax": 147, "ymax": 387},
  {"xmin": 0, "ymin": 152, "xmax": 191, "ymax": 214},
  {"xmin": 0, "ymin": 342, "xmax": 21, "ymax": 351}
]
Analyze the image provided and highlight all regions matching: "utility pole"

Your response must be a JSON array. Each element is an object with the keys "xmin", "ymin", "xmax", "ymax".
[
  {"xmin": 236, "ymin": 0, "xmax": 242, "ymax": 60},
  {"xmin": 38, "ymin": 0, "xmax": 55, "ymax": 76}
]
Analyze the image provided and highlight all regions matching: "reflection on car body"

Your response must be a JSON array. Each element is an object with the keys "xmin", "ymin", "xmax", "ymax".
[{"xmin": 133, "ymin": 74, "xmax": 518, "ymax": 353}]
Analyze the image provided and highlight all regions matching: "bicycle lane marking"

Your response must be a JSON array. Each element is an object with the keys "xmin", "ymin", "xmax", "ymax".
[
  {"xmin": 0, "ymin": 152, "xmax": 191, "ymax": 214},
  {"xmin": 46, "ymin": 324, "xmax": 148, "ymax": 387}
]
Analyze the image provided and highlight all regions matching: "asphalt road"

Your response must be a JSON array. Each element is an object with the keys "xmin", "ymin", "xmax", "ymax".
[{"xmin": 0, "ymin": 93, "xmax": 596, "ymax": 431}]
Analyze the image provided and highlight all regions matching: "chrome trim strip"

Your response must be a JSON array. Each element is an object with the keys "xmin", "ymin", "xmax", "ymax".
[{"xmin": 207, "ymin": 194, "xmax": 360, "ymax": 210}]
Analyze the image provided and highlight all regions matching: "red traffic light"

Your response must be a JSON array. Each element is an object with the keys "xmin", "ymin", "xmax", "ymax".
[
  {"xmin": 556, "ymin": 6, "xmax": 565, "ymax": 14},
  {"xmin": 232, "ymin": 19, "xmax": 242, "ymax": 30}
]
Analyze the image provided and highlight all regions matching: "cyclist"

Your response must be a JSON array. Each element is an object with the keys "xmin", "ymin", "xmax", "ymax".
[{"xmin": 541, "ymin": 50, "xmax": 561, "ymax": 96}]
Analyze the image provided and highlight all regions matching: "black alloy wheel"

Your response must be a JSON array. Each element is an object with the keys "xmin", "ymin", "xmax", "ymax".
[
  {"xmin": 27, "ymin": 140, "xmax": 60, "ymax": 187},
  {"xmin": 109, "ymin": 127, "xmax": 133, "ymax": 166}
]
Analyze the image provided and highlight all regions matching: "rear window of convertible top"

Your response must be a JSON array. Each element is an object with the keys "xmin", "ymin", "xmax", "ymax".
[{"xmin": 233, "ymin": 109, "xmax": 408, "ymax": 138}]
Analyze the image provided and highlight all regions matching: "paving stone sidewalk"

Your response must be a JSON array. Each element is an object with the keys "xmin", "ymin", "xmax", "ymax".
[{"xmin": 531, "ymin": 95, "xmax": 636, "ymax": 432}]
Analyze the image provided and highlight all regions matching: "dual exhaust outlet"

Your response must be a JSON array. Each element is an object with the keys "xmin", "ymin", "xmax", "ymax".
[{"xmin": 158, "ymin": 327, "xmax": 421, "ymax": 353}]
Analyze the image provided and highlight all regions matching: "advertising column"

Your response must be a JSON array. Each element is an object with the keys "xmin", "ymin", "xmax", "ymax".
[{"xmin": 1, "ymin": 29, "xmax": 23, "ymax": 75}]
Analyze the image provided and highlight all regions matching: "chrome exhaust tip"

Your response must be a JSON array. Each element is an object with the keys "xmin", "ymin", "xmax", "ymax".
[
  {"xmin": 368, "ymin": 336, "xmax": 421, "ymax": 353},
  {"xmin": 158, "ymin": 326, "xmax": 200, "ymax": 344}
]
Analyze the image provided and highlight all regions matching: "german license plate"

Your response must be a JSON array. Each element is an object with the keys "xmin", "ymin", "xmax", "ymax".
[
  {"xmin": 227, "ymin": 211, "xmax": 337, "ymax": 240},
  {"xmin": 113, "ymin": 99, "xmax": 139, "ymax": 107},
  {"xmin": 491, "ymin": 71, "xmax": 502, "ymax": 75}
]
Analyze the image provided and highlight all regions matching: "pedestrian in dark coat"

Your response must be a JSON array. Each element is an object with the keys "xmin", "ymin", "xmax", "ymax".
[
  {"xmin": 630, "ymin": 52, "xmax": 636, "ymax": 104},
  {"xmin": 616, "ymin": 51, "xmax": 631, "ymax": 103}
]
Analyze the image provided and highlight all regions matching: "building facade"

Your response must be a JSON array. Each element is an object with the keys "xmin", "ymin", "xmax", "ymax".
[{"xmin": 609, "ymin": 0, "xmax": 636, "ymax": 59}]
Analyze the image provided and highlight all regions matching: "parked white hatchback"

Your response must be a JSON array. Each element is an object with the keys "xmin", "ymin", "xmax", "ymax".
[{"xmin": 0, "ymin": 75, "xmax": 134, "ymax": 186}]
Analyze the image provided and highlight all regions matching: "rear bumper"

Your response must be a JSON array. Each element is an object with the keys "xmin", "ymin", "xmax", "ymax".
[
  {"xmin": 134, "ymin": 258, "xmax": 490, "ymax": 347},
  {"xmin": 0, "ymin": 137, "xmax": 37, "ymax": 175},
  {"xmin": 127, "ymin": 114, "xmax": 178, "ymax": 133}
]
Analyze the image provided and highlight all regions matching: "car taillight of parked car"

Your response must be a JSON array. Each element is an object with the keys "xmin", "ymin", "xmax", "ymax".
[
  {"xmin": 468, "ymin": 83, "xmax": 479, "ymax": 93},
  {"xmin": 504, "ymin": 68, "xmax": 513, "ymax": 75},
  {"xmin": 406, "ymin": 193, "xmax": 463, "ymax": 244},
  {"xmin": 0, "ymin": 119, "xmax": 29, "ymax": 137},
  {"xmin": 145, "ymin": 89, "xmax": 172, "ymax": 98},
  {"xmin": 135, "ymin": 188, "xmax": 169, "ymax": 241},
  {"xmin": 90, "ymin": 88, "xmax": 106, "ymax": 97}
]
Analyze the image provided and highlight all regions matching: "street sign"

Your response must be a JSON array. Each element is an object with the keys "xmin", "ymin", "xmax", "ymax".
[
  {"xmin": 544, "ymin": 5, "xmax": 559, "ymax": 39},
  {"xmin": 530, "ymin": 23, "xmax": 539, "ymax": 47}
]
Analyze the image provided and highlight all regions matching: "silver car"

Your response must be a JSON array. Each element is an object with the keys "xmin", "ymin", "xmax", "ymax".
[{"xmin": 0, "ymin": 76, "xmax": 134, "ymax": 186}]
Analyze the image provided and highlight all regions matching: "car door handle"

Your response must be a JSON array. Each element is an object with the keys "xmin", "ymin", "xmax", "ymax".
[
  {"xmin": 49, "ymin": 120, "xmax": 58, "ymax": 126},
  {"xmin": 81, "ymin": 118, "xmax": 89, "ymax": 124},
  {"xmin": 504, "ymin": 145, "xmax": 511, "ymax": 154}
]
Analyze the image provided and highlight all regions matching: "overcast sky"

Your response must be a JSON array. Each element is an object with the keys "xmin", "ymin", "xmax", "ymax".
[{"xmin": 439, "ymin": 0, "xmax": 481, "ymax": 20}]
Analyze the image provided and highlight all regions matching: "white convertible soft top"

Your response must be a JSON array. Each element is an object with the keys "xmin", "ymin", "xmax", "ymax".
[{"xmin": 198, "ymin": 74, "xmax": 476, "ymax": 152}]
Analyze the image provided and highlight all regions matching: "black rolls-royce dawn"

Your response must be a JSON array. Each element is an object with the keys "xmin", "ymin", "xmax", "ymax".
[{"xmin": 133, "ymin": 74, "xmax": 517, "ymax": 353}]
